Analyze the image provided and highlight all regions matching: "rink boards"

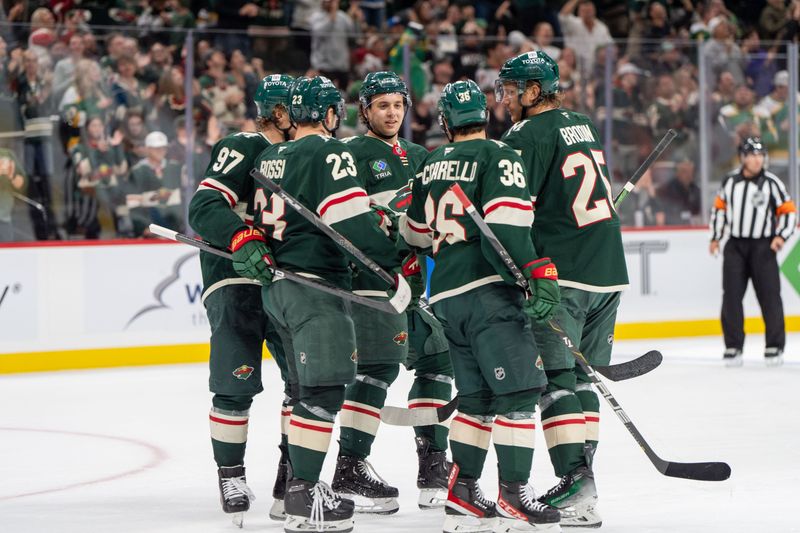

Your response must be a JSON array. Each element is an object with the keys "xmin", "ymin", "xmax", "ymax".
[{"xmin": 1, "ymin": 228, "xmax": 799, "ymax": 373}]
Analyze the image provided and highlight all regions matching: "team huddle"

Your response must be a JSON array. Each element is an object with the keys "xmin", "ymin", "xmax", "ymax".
[{"xmin": 188, "ymin": 50, "xmax": 628, "ymax": 533}]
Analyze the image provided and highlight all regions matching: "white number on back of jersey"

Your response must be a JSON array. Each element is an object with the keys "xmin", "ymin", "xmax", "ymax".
[
  {"xmin": 254, "ymin": 188, "xmax": 287, "ymax": 240},
  {"xmin": 326, "ymin": 152, "xmax": 357, "ymax": 180},
  {"xmin": 211, "ymin": 147, "xmax": 245, "ymax": 174},
  {"xmin": 561, "ymin": 150, "xmax": 614, "ymax": 228},
  {"xmin": 498, "ymin": 159, "xmax": 525, "ymax": 188},
  {"xmin": 425, "ymin": 189, "xmax": 466, "ymax": 254}
]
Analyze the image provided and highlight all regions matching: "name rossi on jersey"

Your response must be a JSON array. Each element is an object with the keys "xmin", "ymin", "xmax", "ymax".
[
  {"xmin": 259, "ymin": 159, "xmax": 286, "ymax": 180},
  {"xmin": 420, "ymin": 160, "xmax": 478, "ymax": 185}
]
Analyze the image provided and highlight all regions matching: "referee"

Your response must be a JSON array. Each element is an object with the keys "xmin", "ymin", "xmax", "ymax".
[{"xmin": 710, "ymin": 137, "xmax": 796, "ymax": 367}]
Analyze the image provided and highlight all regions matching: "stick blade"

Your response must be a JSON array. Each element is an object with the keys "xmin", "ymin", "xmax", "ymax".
[
  {"xmin": 149, "ymin": 224, "xmax": 178, "ymax": 241},
  {"xmin": 388, "ymin": 275, "xmax": 412, "ymax": 313},
  {"xmin": 595, "ymin": 351, "xmax": 663, "ymax": 381},
  {"xmin": 662, "ymin": 461, "xmax": 731, "ymax": 482},
  {"xmin": 380, "ymin": 405, "xmax": 439, "ymax": 427}
]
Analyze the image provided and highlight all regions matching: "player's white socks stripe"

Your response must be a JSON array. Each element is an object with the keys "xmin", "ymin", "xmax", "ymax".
[
  {"xmin": 209, "ymin": 409, "xmax": 249, "ymax": 444},
  {"xmin": 542, "ymin": 413, "xmax": 587, "ymax": 448},
  {"xmin": 280, "ymin": 404, "xmax": 293, "ymax": 437},
  {"xmin": 584, "ymin": 411, "xmax": 600, "ymax": 442},
  {"xmin": 339, "ymin": 401, "xmax": 381, "ymax": 436},
  {"xmin": 493, "ymin": 415, "xmax": 536, "ymax": 449},
  {"xmin": 450, "ymin": 413, "xmax": 493, "ymax": 450},
  {"xmin": 288, "ymin": 414, "xmax": 334, "ymax": 453}
]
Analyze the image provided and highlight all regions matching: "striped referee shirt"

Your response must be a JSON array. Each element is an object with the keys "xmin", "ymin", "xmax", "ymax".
[{"xmin": 710, "ymin": 169, "xmax": 797, "ymax": 241}]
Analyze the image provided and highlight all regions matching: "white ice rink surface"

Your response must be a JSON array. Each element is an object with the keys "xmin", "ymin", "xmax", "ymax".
[{"xmin": 2, "ymin": 334, "xmax": 799, "ymax": 533}]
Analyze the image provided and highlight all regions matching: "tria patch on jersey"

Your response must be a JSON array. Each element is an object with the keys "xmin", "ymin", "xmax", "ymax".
[
  {"xmin": 370, "ymin": 159, "xmax": 393, "ymax": 180},
  {"xmin": 232, "ymin": 365, "xmax": 254, "ymax": 380},
  {"xmin": 393, "ymin": 331, "xmax": 409, "ymax": 345}
]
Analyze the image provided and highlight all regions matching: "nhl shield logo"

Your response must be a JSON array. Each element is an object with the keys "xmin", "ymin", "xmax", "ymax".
[
  {"xmin": 232, "ymin": 365, "xmax": 254, "ymax": 380},
  {"xmin": 300, "ymin": 352, "xmax": 307, "ymax": 364},
  {"xmin": 393, "ymin": 331, "xmax": 409, "ymax": 346},
  {"xmin": 607, "ymin": 334, "xmax": 614, "ymax": 345},
  {"xmin": 494, "ymin": 367, "xmax": 506, "ymax": 380}
]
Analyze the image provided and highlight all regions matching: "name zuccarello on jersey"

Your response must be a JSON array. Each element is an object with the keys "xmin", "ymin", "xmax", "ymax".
[{"xmin": 419, "ymin": 160, "xmax": 478, "ymax": 185}]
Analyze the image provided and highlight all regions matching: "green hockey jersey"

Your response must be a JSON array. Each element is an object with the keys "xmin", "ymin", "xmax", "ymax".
[
  {"xmin": 342, "ymin": 135, "xmax": 428, "ymax": 293},
  {"xmin": 502, "ymin": 109, "xmax": 629, "ymax": 292},
  {"xmin": 188, "ymin": 131, "xmax": 272, "ymax": 301},
  {"xmin": 253, "ymin": 134, "xmax": 399, "ymax": 289},
  {"xmin": 403, "ymin": 138, "xmax": 537, "ymax": 304}
]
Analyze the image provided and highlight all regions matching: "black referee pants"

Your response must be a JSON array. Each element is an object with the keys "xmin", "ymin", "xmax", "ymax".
[{"xmin": 721, "ymin": 238, "xmax": 785, "ymax": 351}]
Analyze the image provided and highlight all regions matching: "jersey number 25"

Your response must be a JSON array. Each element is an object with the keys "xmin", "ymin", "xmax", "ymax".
[{"xmin": 561, "ymin": 150, "xmax": 615, "ymax": 228}]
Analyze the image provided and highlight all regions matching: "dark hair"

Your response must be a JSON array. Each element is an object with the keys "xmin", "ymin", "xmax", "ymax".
[{"xmin": 451, "ymin": 123, "xmax": 485, "ymax": 136}]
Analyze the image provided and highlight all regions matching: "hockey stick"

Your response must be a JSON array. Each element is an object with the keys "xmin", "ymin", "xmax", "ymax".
[
  {"xmin": 449, "ymin": 183, "xmax": 731, "ymax": 482},
  {"xmin": 613, "ymin": 129, "xmax": 678, "ymax": 209},
  {"xmin": 250, "ymin": 169, "xmax": 411, "ymax": 312},
  {"xmin": 148, "ymin": 224, "xmax": 408, "ymax": 314}
]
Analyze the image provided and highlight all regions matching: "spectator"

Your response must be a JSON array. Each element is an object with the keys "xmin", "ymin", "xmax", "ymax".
[
  {"xmin": 658, "ymin": 158, "xmax": 701, "ymax": 225},
  {"xmin": 110, "ymin": 54, "xmax": 153, "ymax": 127},
  {"xmin": 100, "ymin": 32, "xmax": 126, "ymax": 73},
  {"xmin": 16, "ymin": 48, "xmax": 57, "ymax": 240},
  {"xmin": 647, "ymin": 73, "xmax": 693, "ymax": 150},
  {"xmin": 388, "ymin": 22, "xmax": 429, "ymax": 101},
  {"xmin": 0, "ymin": 146, "xmax": 26, "ymax": 242},
  {"xmin": 27, "ymin": 7, "xmax": 57, "ymax": 70},
  {"xmin": 558, "ymin": 0, "xmax": 613, "ymax": 75},
  {"xmin": 67, "ymin": 115, "xmax": 127, "ymax": 239},
  {"xmin": 532, "ymin": 22, "xmax": 560, "ymax": 61},
  {"xmin": 126, "ymin": 130, "xmax": 183, "ymax": 237},
  {"xmin": 153, "ymin": 66, "xmax": 190, "ymax": 138},
  {"xmin": 718, "ymin": 84, "xmax": 769, "ymax": 144},
  {"xmin": 651, "ymin": 40, "xmax": 689, "ymax": 77},
  {"xmin": 213, "ymin": 1, "xmax": 260, "ymax": 56},
  {"xmin": 703, "ymin": 16, "xmax": 745, "ymax": 85},
  {"xmin": 60, "ymin": 58, "xmax": 113, "ymax": 151},
  {"xmin": 475, "ymin": 39, "xmax": 510, "ymax": 93},
  {"xmin": 712, "ymin": 70, "xmax": 737, "ymax": 110},
  {"xmin": 453, "ymin": 20, "xmax": 484, "ymax": 81},
  {"xmin": 228, "ymin": 49, "xmax": 258, "ymax": 120},
  {"xmin": 410, "ymin": 93, "xmax": 433, "ymax": 147},
  {"xmin": 617, "ymin": 168, "xmax": 665, "ymax": 227},
  {"xmin": 290, "ymin": 0, "xmax": 323, "ymax": 69},
  {"xmin": 309, "ymin": 0, "xmax": 361, "ymax": 89},
  {"xmin": 484, "ymin": 87, "xmax": 511, "ymax": 140},
  {"xmin": 52, "ymin": 32, "xmax": 86, "ymax": 102},
  {"xmin": 359, "ymin": 0, "xmax": 387, "ymax": 30},
  {"xmin": 759, "ymin": 0, "xmax": 788, "ymax": 40},
  {"xmin": 120, "ymin": 110, "xmax": 149, "ymax": 169},
  {"xmin": 353, "ymin": 33, "xmax": 386, "ymax": 79},
  {"xmin": 741, "ymin": 29, "xmax": 777, "ymax": 98}
]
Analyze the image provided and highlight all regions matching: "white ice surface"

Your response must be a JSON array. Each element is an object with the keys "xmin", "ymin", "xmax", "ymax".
[{"xmin": 1, "ymin": 334, "xmax": 799, "ymax": 533}]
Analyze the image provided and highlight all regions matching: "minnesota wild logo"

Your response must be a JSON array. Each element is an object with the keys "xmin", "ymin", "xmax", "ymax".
[
  {"xmin": 389, "ymin": 182, "xmax": 413, "ymax": 212},
  {"xmin": 232, "ymin": 365, "xmax": 254, "ymax": 380},
  {"xmin": 393, "ymin": 331, "xmax": 409, "ymax": 346}
]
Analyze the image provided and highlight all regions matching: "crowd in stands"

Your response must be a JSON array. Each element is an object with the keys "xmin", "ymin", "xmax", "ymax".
[{"xmin": 0, "ymin": 0, "xmax": 799, "ymax": 240}]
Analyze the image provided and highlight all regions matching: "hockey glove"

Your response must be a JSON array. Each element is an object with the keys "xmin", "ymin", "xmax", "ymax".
[
  {"xmin": 230, "ymin": 228, "xmax": 275, "ymax": 286},
  {"xmin": 370, "ymin": 203, "xmax": 398, "ymax": 240},
  {"xmin": 522, "ymin": 258, "xmax": 560, "ymax": 321},
  {"xmin": 394, "ymin": 252, "xmax": 425, "ymax": 304}
]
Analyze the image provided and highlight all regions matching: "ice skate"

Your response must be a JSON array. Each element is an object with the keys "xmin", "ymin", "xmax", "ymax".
[
  {"xmin": 494, "ymin": 480, "xmax": 561, "ymax": 532},
  {"xmin": 270, "ymin": 445, "xmax": 290, "ymax": 521},
  {"xmin": 331, "ymin": 454, "xmax": 399, "ymax": 514},
  {"xmin": 444, "ymin": 467, "xmax": 498, "ymax": 533},
  {"xmin": 416, "ymin": 436, "xmax": 449, "ymax": 509},
  {"xmin": 765, "ymin": 347, "xmax": 784, "ymax": 367},
  {"xmin": 218, "ymin": 465, "xmax": 255, "ymax": 528},
  {"xmin": 723, "ymin": 348, "xmax": 743, "ymax": 367},
  {"xmin": 538, "ymin": 467, "xmax": 600, "ymax": 528},
  {"xmin": 284, "ymin": 478, "xmax": 355, "ymax": 533}
]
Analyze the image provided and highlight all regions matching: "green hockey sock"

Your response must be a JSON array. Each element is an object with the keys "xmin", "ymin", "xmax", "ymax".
[
  {"xmin": 409, "ymin": 371, "xmax": 452, "ymax": 452},
  {"xmin": 288, "ymin": 386, "xmax": 344, "ymax": 482},
  {"xmin": 339, "ymin": 363, "xmax": 399, "ymax": 459}
]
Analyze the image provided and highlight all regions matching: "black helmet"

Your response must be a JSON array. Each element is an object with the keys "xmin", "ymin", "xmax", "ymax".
[{"xmin": 739, "ymin": 137, "xmax": 767, "ymax": 156}]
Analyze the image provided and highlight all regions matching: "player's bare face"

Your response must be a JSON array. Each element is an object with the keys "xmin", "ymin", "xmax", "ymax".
[
  {"xmin": 500, "ymin": 82, "xmax": 523, "ymax": 122},
  {"xmin": 367, "ymin": 93, "xmax": 406, "ymax": 138}
]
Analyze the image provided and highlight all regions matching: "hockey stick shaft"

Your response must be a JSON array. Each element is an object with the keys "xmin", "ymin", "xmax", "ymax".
[
  {"xmin": 251, "ymin": 169, "xmax": 395, "ymax": 286},
  {"xmin": 613, "ymin": 129, "xmax": 677, "ymax": 209},
  {"xmin": 148, "ymin": 224, "xmax": 405, "ymax": 314},
  {"xmin": 449, "ymin": 183, "xmax": 731, "ymax": 482}
]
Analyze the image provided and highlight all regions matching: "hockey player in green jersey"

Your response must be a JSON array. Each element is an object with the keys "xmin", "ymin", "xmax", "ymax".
[
  {"xmin": 497, "ymin": 51, "xmax": 630, "ymax": 527},
  {"xmin": 187, "ymin": 73, "xmax": 296, "ymax": 527},
  {"xmin": 402, "ymin": 80, "xmax": 561, "ymax": 533},
  {"xmin": 253, "ymin": 75, "xmax": 403, "ymax": 533},
  {"xmin": 332, "ymin": 71, "xmax": 454, "ymax": 513}
]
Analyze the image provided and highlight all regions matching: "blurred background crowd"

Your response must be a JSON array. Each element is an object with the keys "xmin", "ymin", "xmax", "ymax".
[{"xmin": 0, "ymin": 0, "xmax": 799, "ymax": 241}]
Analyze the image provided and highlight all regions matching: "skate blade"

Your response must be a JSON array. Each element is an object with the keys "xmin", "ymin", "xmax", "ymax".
[
  {"xmin": 765, "ymin": 356, "xmax": 784, "ymax": 367},
  {"xmin": 493, "ymin": 517, "xmax": 561, "ymax": 532},
  {"xmin": 418, "ymin": 488, "xmax": 447, "ymax": 509},
  {"xmin": 724, "ymin": 356, "xmax": 743, "ymax": 368},
  {"xmin": 231, "ymin": 512, "xmax": 244, "ymax": 528},
  {"xmin": 269, "ymin": 498, "xmax": 286, "ymax": 521},
  {"xmin": 443, "ymin": 514, "xmax": 498, "ymax": 533},
  {"xmin": 284, "ymin": 515, "xmax": 354, "ymax": 532},
  {"xmin": 337, "ymin": 493, "xmax": 399, "ymax": 514},
  {"xmin": 558, "ymin": 506, "xmax": 602, "ymax": 528}
]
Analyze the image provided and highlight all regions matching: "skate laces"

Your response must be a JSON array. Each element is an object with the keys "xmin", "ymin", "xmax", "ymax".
[
  {"xmin": 472, "ymin": 482, "xmax": 493, "ymax": 507},
  {"xmin": 520, "ymin": 484, "xmax": 550, "ymax": 512},
  {"xmin": 357, "ymin": 459, "xmax": 390, "ymax": 488},
  {"xmin": 221, "ymin": 475, "xmax": 256, "ymax": 503},
  {"xmin": 310, "ymin": 481, "xmax": 339, "ymax": 532}
]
